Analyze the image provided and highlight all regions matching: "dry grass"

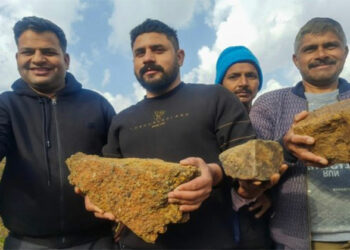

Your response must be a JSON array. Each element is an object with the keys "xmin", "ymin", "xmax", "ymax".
[{"xmin": 0, "ymin": 159, "xmax": 8, "ymax": 249}]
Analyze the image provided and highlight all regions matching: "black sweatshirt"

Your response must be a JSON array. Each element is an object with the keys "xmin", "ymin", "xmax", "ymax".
[
  {"xmin": 0, "ymin": 73, "xmax": 115, "ymax": 248},
  {"xmin": 103, "ymin": 82, "xmax": 256, "ymax": 249}
]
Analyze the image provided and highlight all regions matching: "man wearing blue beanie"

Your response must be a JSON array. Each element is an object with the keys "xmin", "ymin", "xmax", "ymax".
[
  {"xmin": 215, "ymin": 46, "xmax": 272, "ymax": 249},
  {"xmin": 215, "ymin": 46, "xmax": 263, "ymax": 112}
]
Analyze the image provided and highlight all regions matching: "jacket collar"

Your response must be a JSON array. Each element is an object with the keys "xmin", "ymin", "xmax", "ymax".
[
  {"xmin": 12, "ymin": 72, "xmax": 82, "ymax": 98},
  {"xmin": 292, "ymin": 78, "xmax": 350, "ymax": 99}
]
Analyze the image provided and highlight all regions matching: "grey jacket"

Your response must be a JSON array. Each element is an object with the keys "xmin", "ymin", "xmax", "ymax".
[{"xmin": 249, "ymin": 78, "xmax": 350, "ymax": 249}]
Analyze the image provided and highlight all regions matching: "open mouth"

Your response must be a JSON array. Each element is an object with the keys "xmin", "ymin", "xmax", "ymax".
[
  {"xmin": 144, "ymin": 69, "xmax": 159, "ymax": 76},
  {"xmin": 30, "ymin": 67, "xmax": 52, "ymax": 75}
]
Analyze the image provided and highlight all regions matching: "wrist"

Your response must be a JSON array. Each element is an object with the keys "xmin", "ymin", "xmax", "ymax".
[{"xmin": 208, "ymin": 163, "xmax": 223, "ymax": 186}]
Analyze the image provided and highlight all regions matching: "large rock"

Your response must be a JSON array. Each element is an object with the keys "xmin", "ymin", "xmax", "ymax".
[
  {"xmin": 66, "ymin": 153, "xmax": 200, "ymax": 243},
  {"xmin": 293, "ymin": 99, "xmax": 350, "ymax": 165},
  {"xmin": 219, "ymin": 139, "xmax": 283, "ymax": 181}
]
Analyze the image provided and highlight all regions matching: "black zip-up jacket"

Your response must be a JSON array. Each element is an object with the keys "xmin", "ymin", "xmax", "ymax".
[{"xmin": 0, "ymin": 73, "xmax": 116, "ymax": 248}]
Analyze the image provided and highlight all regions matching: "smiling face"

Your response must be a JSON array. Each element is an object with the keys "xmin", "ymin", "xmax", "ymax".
[
  {"xmin": 293, "ymin": 31, "xmax": 348, "ymax": 92},
  {"xmin": 16, "ymin": 29, "xmax": 69, "ymax": 95},
  {"xmin": 132, "ymin": 32, "xmax": 184, "ymax": 97},
  {"xmin": 222, "ymin": 62, "xmax": 259, "ymax": 107}
]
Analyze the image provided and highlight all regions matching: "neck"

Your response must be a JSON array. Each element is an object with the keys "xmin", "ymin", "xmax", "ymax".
[
  {"xmin": 303, "ymin": 79, "xmax": 339, "ymax": 93},
  {"xmin": 29, "ymin": 83, "xmax": 65, "ymax": 99},
  {"xmin": 146, "ymin": 76, "xmax": 181, "ymax": 98},
  {"xmin": 244, "ymin": 102, "xmax": 251, "ymax": 113}
]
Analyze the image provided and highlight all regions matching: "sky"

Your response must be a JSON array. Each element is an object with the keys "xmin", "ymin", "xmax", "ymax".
[{"xmin": 1, "ymin": 0, "xmax": 350, "ymax": 112}]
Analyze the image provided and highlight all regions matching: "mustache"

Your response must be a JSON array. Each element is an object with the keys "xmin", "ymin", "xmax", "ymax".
[
  {"xmin": 308, "ymin": 58, "xmax": 336, "ymax": 69},
  {"xmin": 139, "ymin": 64, "xmax": 164, "ymax": 76},
  {"xmin": 235, "ymin": 86, "xmax": 252, "ymax": 94}
]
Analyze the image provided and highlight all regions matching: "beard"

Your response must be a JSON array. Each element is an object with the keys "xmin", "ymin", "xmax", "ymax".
[{"xmin": 135, "ymin": 62, "xmax": 179, "ymax": 94}]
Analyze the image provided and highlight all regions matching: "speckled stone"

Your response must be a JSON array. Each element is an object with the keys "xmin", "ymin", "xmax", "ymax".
[
  {"xmin": 293, "ymin": 99, "xmax": 350, "ymax": 166},
  {"xmin": 66, "ymin": 153, "xmax": 200, "ymax": 243},
  {"xmin": 219, "ymin": 139, "xmax": 283, "ymax": 181}
]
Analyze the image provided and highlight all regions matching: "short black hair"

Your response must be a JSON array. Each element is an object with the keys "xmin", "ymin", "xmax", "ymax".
[
  {"xmin": 130, "ymin": 19, "xmax": 179, "ymax": 50},
  {"xmin": 13, "ymin": 16, "xmax": 67, "ymax": 52}
]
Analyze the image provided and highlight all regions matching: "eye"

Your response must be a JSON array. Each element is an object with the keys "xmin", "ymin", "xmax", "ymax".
[
  {"xmin": 43, "ymin": 50, "xmax": 58, "ymax": 56},
  {"xmin": 324, "ymin": 43, "xmax": 339, "ymax": 50},
  {"xmin": 19, "ymin": 50, "xmax": 33, "ymax": 56},
  {"xmin": 154, "ymin": 47, "xmax": 165, "ymax": 53},
  {"xmin": 303, "ymin": 46, "xmax": 316, "ymax": 53},
  {"xmin": 227, "ymin": 74, "xmax": 240, "ymax": 80},
  {"xmin": 134, "ymin": 49, "xmax": 145, "ymax": 57},
  {"xmin": 246, "ymin": 73, "xmax": 258, "ymax": 79}
]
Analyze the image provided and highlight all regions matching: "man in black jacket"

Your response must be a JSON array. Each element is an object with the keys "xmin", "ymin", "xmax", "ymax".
[
  {"xmin": 85, "ymin": 19, "xmax": 286, "ymax": 249},
  {"xmin": 0, "ymin": 16, "xmax": 116, "ymax": 249}
]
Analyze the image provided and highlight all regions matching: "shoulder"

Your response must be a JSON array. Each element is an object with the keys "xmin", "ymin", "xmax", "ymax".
[
  {"xmin": 79, "ymin": 88, "xmax": 105, "ymax": 99},
  {"xmin": 257, "ymin": 87, "xmax": 293, "ymax": 100},
  {"xmin": 0, "ymin": 91, "xmax": 19, "ymax": 107},
  {"xmin": 77, "ymin": 88, "xmax": 113, "ymax": 106},
  {"xmin": 184, "ymin": 82, "xmax": 226, "ymax": 92},
  {"xmin": 183, "ymin": 83, "xmax": 235, "ymax": 99},
  {"xmin": 115, "ymin": 99, "xmax": 143, "ymax": 117},
  {"xmin": 254, "ymin": 87, "xmax": 294, "ymax": 106}
]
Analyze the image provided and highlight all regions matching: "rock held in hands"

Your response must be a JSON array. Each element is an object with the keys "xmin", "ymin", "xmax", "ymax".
[
  {"xmin": 219, "ymin": 139, "xmax": 283, "ymax": 181},
  {"xmin": 293, "ymin": 99, "xmax": 350, "ymax": 166},
  {"xmin": 66, "ymin": 153, "xmax": 200, "ymax": 243}
]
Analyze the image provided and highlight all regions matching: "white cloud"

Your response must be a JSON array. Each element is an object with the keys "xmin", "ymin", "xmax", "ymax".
[
  {"xmin": 102, "ymin": 69, "xmax": 111, "ymax": 87},
  {"xmin": 69, "ymin": 52, "xmax": 92, "ymax": 87},
  {"xmin": 107, "ymin": 0, "xmax": 210, "ymax": 54},
  {"xmin": 183, "ymin": 46, "xmax": 217, "ymax": 84},
  {"xmin": 132, "ymin": 82, "xmax": 146, "ymax": 101},
  {"xmin": 186, "ymin": 0, "xmax": 350, "ymax": 92},
  {"xmin": 257, "ymin": 79, "xmax": 284, "ymax": 97},
  {"xmin": 100, "ymin": 81, "xmax": 145, "ymax": 113},
  {"xmin": 0, "ymin": 0, "xmax": 85, "ymax": 91}
]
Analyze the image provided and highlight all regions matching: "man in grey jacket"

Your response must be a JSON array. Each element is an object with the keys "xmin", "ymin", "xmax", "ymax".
[{"xmin": 250, "ymin": 17, "xmax": 350, "ymax": 249}]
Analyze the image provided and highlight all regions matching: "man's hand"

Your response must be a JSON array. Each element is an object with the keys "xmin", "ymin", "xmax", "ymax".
[
  {"xmin": 168, "ymin": 157, "xmax": 222, "ymax": 212},
  {"xmin": 249, "ymin": 193, "xmax": 271, "ymax": 218},
  {"xmin": 237, "ymin": 163, "xmax": 288, "ymax": 199},
  {"xmin": 74, "ymin": 187, "xmax": 115, "ymax": 221},
  {"xmin": 283, "ymin": 111, "xmax": 328, "ymax": 166}
]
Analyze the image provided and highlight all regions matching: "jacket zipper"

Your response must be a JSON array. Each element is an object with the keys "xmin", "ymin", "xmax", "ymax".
[
  {"xmin": 304, "ymin": 100, "xmax": 312, "ymax": 250},
  {"xmin": 39, "ymin": 97, "xmax": 52, "ymax": 186},
  {"xmin": 51, "ymin": 97, "xmax": 66, "ymax": 244}
]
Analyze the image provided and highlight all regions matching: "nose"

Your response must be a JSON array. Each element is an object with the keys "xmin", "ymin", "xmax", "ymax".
[
  {"xmin": 238, "ymin": 76, "xmax": 248, "ymax": 86},
  {"xmin": 316, "ymin": 47, "xmax": 328, "ymax": 58},
  {"xmin": 143, "ymin": 49, "xmax": 155, "ymax": 64},
  {"xmin": 32, "ymin": 50, "xmax": 46, "ymax": 64}
]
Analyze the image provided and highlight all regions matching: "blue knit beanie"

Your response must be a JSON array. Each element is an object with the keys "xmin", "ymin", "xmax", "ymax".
[{"xmin": 215, "ymin": 46, "xmax": 263, "ymax": 91}]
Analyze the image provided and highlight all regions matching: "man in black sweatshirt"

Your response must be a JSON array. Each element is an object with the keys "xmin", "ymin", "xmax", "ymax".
[
  {"xmin": 0, "ymin": 16, "xmax": 115, "ymax": 249},
  {"xmin": 85, "ymin": 19, "xmax": 286, "ymax": 249}
]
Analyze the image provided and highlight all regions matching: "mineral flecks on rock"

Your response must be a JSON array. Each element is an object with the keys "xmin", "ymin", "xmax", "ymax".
[
  {"xmin": 219, "ymin": 139, "xmax": 283, "ymax": 181},
  {"xmin": 66, "ymin": 153, "xmax": 200, "ymax": 243},
  {"xmin": 293, "ymin": 99, "xmax": 350, "ymax": 166}
]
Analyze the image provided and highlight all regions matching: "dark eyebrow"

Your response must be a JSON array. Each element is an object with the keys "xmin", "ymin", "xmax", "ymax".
[
  {"xmin": 19, "ymin": 47, "xmax": 58, "ymax": 52},
  {"xmin": 227, "ymin": 72, "xmax": 241, "ymax": 77},
  {"xmin": 324, "ymin": 41, "xmax": 340, "ymax": 47},
  {"xmin": 246, "ymin": 72, "xmax": 258, "ymax": 76},
  {"xmin": 301, "ymin": 44, "xmax": 317, "ymax": 52},
  {"xmin": 133, "ymin": 47, "xmax": 145, "ymax": 54},
  {"xmin": 150, "ymin": 44, "xmax": 165, "ymax": 50}
]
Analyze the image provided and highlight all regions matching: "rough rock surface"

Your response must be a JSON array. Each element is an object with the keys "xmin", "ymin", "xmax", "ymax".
[
  {"xmin": 66, "ymin": 153, "xmax": 200, "ymax": 243},
  {"xmin": 293, "ymin": 99, "xmax": 350, "ymax": 165},
  {"xmin": 219, "ymin": 139, "xmax": 283, "ymax": 181}
]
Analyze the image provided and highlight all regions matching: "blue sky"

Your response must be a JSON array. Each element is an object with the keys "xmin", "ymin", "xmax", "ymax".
[{"xmin": 1, "ymin": 0, "xmax": 350, "ymax": 112}]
